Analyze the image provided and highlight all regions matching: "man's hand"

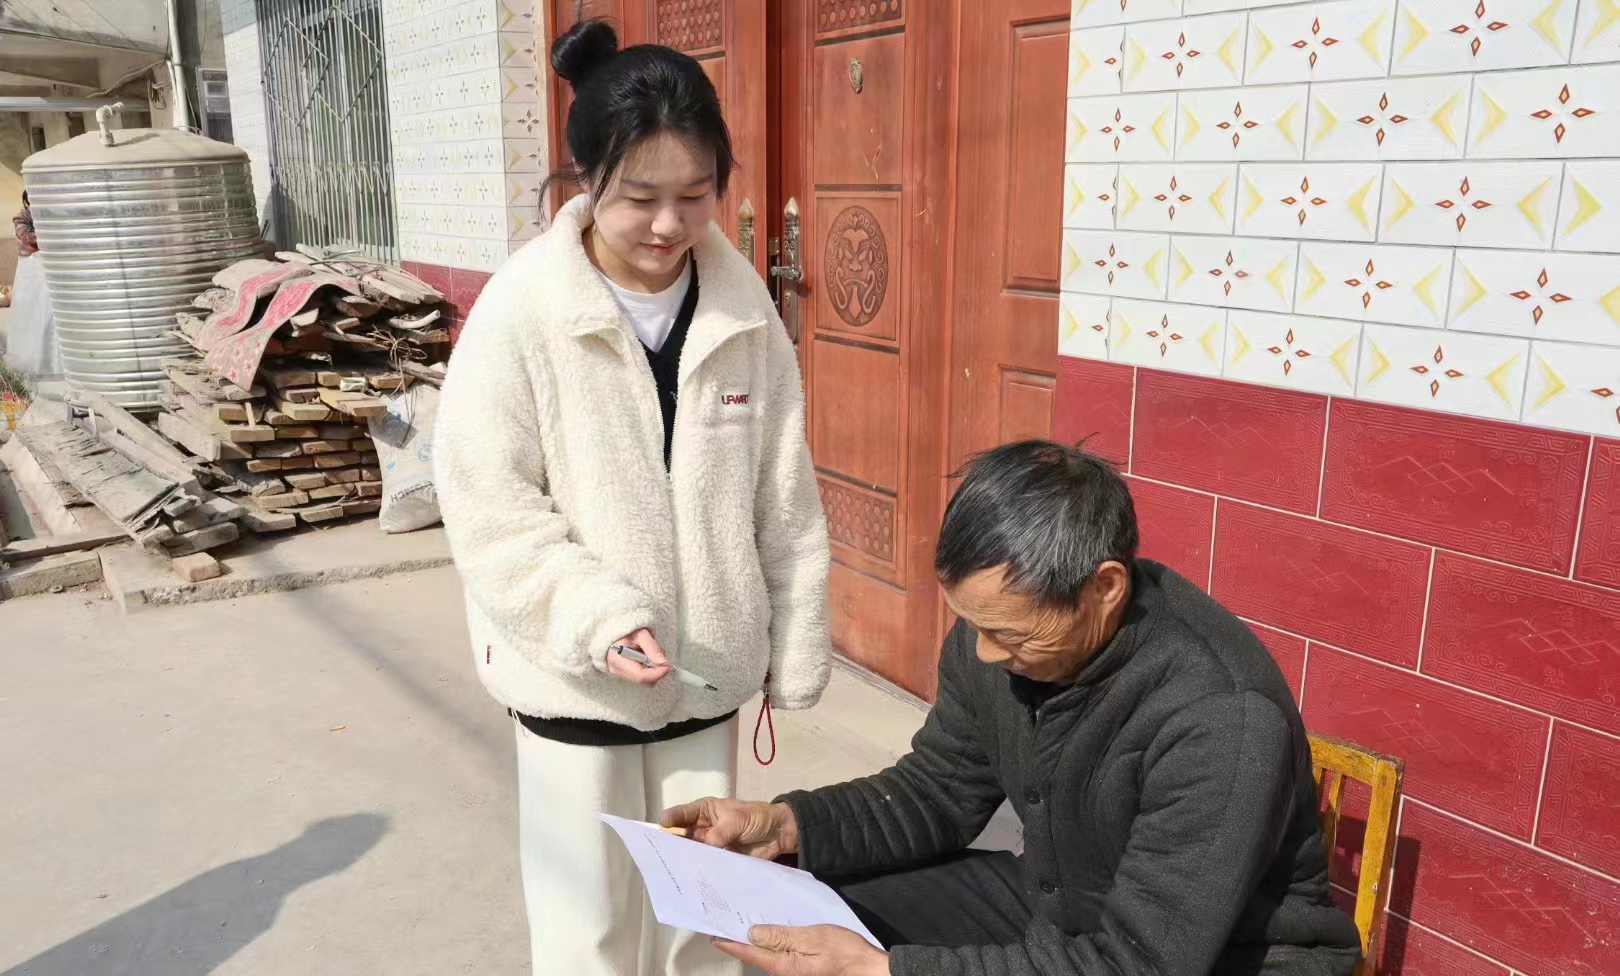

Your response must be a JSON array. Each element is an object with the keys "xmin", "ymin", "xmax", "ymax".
[
  {"xmin": 660, "ymin": 798, "xmax": 799, "ymax": 860},
  {"xmin": 713, "ymin": 925, "xmax": 889, "ymax": 976}
]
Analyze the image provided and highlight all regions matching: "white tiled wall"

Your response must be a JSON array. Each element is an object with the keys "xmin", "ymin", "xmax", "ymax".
[
  {"xmin": 1061, "ymin": 0, "xmax": 1620, "ymax": 438},
  {"xmin": 382, "ymin": 0, "xmax": 546, "ymax": 272},
  {"xmin": 222, "ymin": 0, "xmax": 272, "ymax": 221}
]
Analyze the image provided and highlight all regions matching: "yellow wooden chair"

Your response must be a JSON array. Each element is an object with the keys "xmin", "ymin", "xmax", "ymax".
[{"xmin": 1309, "ymin": 733, "xmax": 1405, "ymax": 976}]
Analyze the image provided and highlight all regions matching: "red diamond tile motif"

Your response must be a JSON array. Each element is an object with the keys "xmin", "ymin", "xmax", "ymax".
[
  {"xmin": 1245, "ymin": 620, "xmax": 1305, "ymax": 703},
  {"xmin": 1536, "ymin": 723, "xmax": 1620, "ymax": 879},
  {"xmin": 1575, "ymin": 439, "xmax": 1620, "ymax": 587},
  {"xmin": 1053, "ymin": 356, "xmax": 1133, "ymax": 467},
  {"xmin": 1303, "ymin": 647, "xmax": 1548, "ymax": 839},
  {"xmin": 1392, "ymin": 803, "xmax": 1620, "ymax": 976},
  {"xmin": 1425, "ymin": 552, "xmax": 1620, "ymax": 736},
  {"xmin": 1322, "ymin": 399, "xmax": 1587, "ymax": 574},
  {"xmin": 1211, "ymin": 502, "xmax": 1430, "ymax": 666},
  {"xmin": 1133, "ymin": 369, "xmax": 1327, "ymax": 514},
  {"xmin": 1125, "ymin": 476, "xmax": 1215, "ymax": 588}
]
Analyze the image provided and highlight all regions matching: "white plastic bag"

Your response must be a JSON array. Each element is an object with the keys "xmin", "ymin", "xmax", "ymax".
[
  {"xmin": 367, "ymin": 384, "xmax": 441, "ymax": 534},
  {"xmin": 5, "ymin": 254, "xmax": 61, "ymax": 380}
]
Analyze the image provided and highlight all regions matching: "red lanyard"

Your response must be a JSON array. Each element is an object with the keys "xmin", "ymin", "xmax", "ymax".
[{"xmin": 753, "ymin": 683, "xmax": 776, "ymax": 766}]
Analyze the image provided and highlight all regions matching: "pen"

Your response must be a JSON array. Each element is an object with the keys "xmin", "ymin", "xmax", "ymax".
[{"xmin": 610, "ymin": 644, "xmax": 720, "ymax": 691}]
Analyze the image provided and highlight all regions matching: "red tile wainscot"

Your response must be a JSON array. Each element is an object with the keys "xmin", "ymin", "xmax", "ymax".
[
  {"xmin": 1536, "ymin": 722, "xmax": 1620, "ymax": 879},
  {"xmin": 1423, "ymin": 551, "xmax": 1620, "ymax": 737},
  {"xmin": 1053, "ymin": 357, "xmax": 1132, "ymax": 466},
  {"xmin": 1245, "ymin": 620, "xmax": 1306, "ymax": 703},
  {"xmin": 1575, "ymin": 439, "xmax": 1620, "ymax": 587},
  {"xmin": 1131, "ymin": 369, "xmax": 1327, "ymax": 514},
  {"xmin": 1302, "ymin": 646, "xmax": 1549, "ymax": 839},
  {"xmin": 1321, "ymin": 399, "xmax": 1588, "ymax": 574},
  {"xmin": 1124, "ymin": 476, "xmax": 1215, "ymax": 588},
  {"xmin": 1392, "ymin": 802, "xmax": 1620, "ymax": 976},
  {"xmin": 1211, "ymin": 502, "xmax": 1430, "ymax": 667},
  {"xmin": 1380, "ymin": 915, "xmax": 1511, "ymax": 976}
]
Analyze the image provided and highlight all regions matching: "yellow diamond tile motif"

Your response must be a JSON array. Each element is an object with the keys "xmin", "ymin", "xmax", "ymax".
[
  {"xmin": 1231, "ymin": 326, "xmax": 1253, "ymax": 364},
  {"xmin": 1152, "ymin": 110, "xmax": 1172, "ymax": 151},
  {"xmin": 1176, "ymin": 251, "xmax": 1197, "ymax": 285},
  {"xmin": 1182, "ymin": 107, "xmax": 1203, "ymax": 145},
  {"xmin": 1388, "ymin": 181, "xmax": 1415, "ymax": 226},
  {"xmin": 1253, "ymin": 29, "xmax": 1275, "ymax": 69},
  {"xmin": 1128, "ymin": 39, "xmax": 1149, "ymax": 81},
  {"xmin": 1243, "ymin": 178, "xmax": 1265, "ymax": 219},
  {"xmin": 1064, "ymin": 243, "xmax": 1082, "ymax": 280},
  {"xmin": 1144, "ymin": 250, "xmax": 1165, "ymax": 292},
  {"xmin": 1302, "ymin": 260, "xmax": 1326, "ymax": 300},
  {"xmin": 1331, "ymin": 338, "xmax": 1356, "ymax": 385},
  {"xmin": 1209, "ymin": 179, "xmax": 1231, "ymax": 220},
  {"xmin": 1532, "ymin": 0, "xmax": 1566, "ymax": 50},
  {"xmin": 1518, "ymin": 178, "xmax": 1553, "ymax": 236},
  {"xmin": 1589, "ymin": 0, "xmax": 1620, "ymax": 43},
  {"xmin": 1312, "ymin": 100, "xmax": 1339, "ymax": 146},
  {"xmin": 1199, "ymin": 323, "xmax": 1222, "ymax": 362},
  {"xmin": 1062, "ymin": 307, "xmax": 1081, "ymax": 338},
  {"xmin": 1431, "ymin": 93, "xmax": 1462, "ymax": 147},
  {"xmin": 1358, "ymin": 14, "xmax": 1387, "ymax": 61},
  {"xmin": 1532, "ymin": 354, "xmax": 1567, "ymax": 409},
  {"xmin": 1071, "ymin": 47, "xmax": 1092, "ymax": 87},
  {"xmin": 1267, "ymin": 260, "xmax": 1291, "ymax": 301},
  {"xmin": 1348, "ymin": 179, "xmax": 1375, "ymax": 231},
  {"xmin": 1477, "ymin": 93, "xmax": 1508, "ymax": 142},
  {"xmin": 1413, "ymin": 266, "xmax": 1443, "ymax": 314},
  {"xmin": 1600, "ymin": 283, "xmax": 1620, "ymax": 322},
  {"xmin": 1366, "ymin": 341, "xmax": 1391, "ymax": 384},
  {"xmin": 1120, "ymin": 178, "xmax": 1142, "ymax": 217},
  {"xmin": 1567, "ymin": 179, "xmax": 1603, "ymax": 235},
  {"xmin": 1455, "ymin": 263, "xmax": 1488, "ymax": 317},
  {"xmin": 1218, "ymin": 30, "xmax": 1242, "ymax": 74},
  {"xmin": 1400, "ymin": 9, "xmax": 1430, "ymax": 60},
  {"xmin": 1487, "ymin": 355, "xmax": 1521, "ymax": 406},
  {"xmin": 1066, "ymin": 177, "xmax": 1084, "ymax": 216}
]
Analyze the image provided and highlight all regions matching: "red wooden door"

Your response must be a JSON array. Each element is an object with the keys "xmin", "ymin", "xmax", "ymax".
[
  {"xmin": 771, "ymin": 1, "xmax": 958, "ymax": 699},
  {"xmin": 948, "ymin": 0, "xmax": 1070, "ymax": 469}
]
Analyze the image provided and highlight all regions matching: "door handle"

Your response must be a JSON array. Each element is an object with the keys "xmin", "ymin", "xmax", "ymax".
[
  {"xmin": 769, "ymin": 197, "xmax": 803, "ymax": 342},
  {"xmin": 737, "ymin": 198, "xmax": 756, "ymax": 266}
]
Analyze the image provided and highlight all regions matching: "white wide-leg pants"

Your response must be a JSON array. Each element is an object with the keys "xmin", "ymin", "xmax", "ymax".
[{"xmin": 514, "ymin": 716, "xmax": 743, "ymax": 976}]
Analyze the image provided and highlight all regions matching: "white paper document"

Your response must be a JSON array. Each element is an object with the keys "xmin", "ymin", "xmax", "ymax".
[{"xmin": 599, "ymin": 814, "xmax": 882, "ymax": 949}]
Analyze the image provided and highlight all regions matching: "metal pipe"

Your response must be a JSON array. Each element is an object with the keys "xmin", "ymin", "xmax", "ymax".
[
  {"xmin": 165, "ymin": 0, "xmax": 193, "ymax": 129},
  {"xmin": 0, "ymin": 97, "xmax": 149, "ymax": 112},
  {"xmin": 95, "ymin": 102, "xmax": 124, "ymax": 147}
]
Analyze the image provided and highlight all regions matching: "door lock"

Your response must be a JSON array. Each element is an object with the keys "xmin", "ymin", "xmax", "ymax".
[{"xmin": 769, "ymin": 197, "xmax": 803, "ymax": 342}]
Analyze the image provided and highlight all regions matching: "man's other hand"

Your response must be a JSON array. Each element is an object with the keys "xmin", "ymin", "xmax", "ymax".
[
  {"xmin": 659, "ymin": 798, "xmax": 799, "ymax": 860},
  {"xmin": 713, "ymin": 925, "xmax": 889, "ymax": 976}
]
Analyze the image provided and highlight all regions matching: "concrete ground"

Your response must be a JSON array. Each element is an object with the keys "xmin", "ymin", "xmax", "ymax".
[{"xmin": 0, "ymin": 566, "xmax": 1015, "ymax": 975}]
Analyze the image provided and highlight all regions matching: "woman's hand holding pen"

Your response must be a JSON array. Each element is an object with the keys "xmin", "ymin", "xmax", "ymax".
[{"xmin": 606, "ymin": 628, "xmax": 672, "ymax": 685}]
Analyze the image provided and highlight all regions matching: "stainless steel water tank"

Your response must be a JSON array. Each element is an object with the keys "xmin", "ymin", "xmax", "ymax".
[{"xmin": 23, "ymin": 125, "xmax": 262, "ymax": 410}]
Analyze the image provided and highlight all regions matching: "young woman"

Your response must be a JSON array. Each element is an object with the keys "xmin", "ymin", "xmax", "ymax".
[{"xmin": 433, "ymin": 18, "xmax": 831, "ymax": 976}]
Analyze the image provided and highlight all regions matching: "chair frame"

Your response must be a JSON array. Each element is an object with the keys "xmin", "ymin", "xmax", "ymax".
[{"xmin": 1308, "ymin": 733, "xmax": 1405, "ymax": 976}]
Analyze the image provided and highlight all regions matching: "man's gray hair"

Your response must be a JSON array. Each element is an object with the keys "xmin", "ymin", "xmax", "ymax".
[{"xmin": 935, "ymin": 440, "xmax": 1138, "ymax": 607}]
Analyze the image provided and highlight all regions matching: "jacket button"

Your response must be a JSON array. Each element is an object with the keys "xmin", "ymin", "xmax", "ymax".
[
  {"xmin": 1025, "ymin": 788, "xmax": 1041, "ymax": 804},
  {"xmin": 1040, "ymin": 880, "xmax": 1056, "ymax": 894}
]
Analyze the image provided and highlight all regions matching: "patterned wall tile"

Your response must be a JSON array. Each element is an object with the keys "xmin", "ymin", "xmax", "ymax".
[
  {"xmin": 1391, "ymin": 803, "xmax": 1620, "ymax": 976},
  {"xmin": 1116, "ymin": 164, "xmax": 1238, "ymax": 234},
  {"xmin": 1303, "ymin": 646, "xmax": 1550, "ymax": 838},
  {"xmin": 1187, "ymin": 0, "xmax": 1294, "ymax": 11},
  {"xmin": 1245, "ymin": 0, "xmax": 1397, "ymax": 85},
  {"xmin": 1469, "ymin": 64, "xmax": 1620, "ymax": 158},
  {"xmin": 1225, "ymin": 310, "xmax": 1363, "ymax": 394},
  {"xmin": 1068, "ymin": 93, "xmax": 1180, "ymax": 161},
  {"xmin": 1323, "ymin": 397, "xmax": 1585, "ymax": 571},
  {"xmin": 1109, "ymin": 299, "xmax": 1229, "ymax": 374},
  {"xmin": 1574, "ymin": 0, "xmax": 1620, "ymax": 61},
  {"xmin": 1237, "ymin": 163, "xmax": 1384, "ymax": 241},
  {"xmin": 1053, "ymin": 356, "xmax": 1135, "ymax": 465},
  {"xmin": 1523, "ymin": 340, "xmax": 1620, "ymax": 435},
  {"xmin": 1392, "ymin": 0, "xmax": 1576, "ymax": 75},
  {"xmin": 1125, "ymin": 475, "xmax": 1217, "ymax": 586},
  {"xmin": 1425, "ymin": 552, "xmax": 1620, "ymax": 734},
  {"xmin": 1246, "ymin": 620, "xmax": 1307, "ymax": 701},
  {"xmin": 1133, "ymin": 370, "xmax": 1328, "ymax": 511},
  {"xmin": 1380, "ymin": 161, "xmax": 1562, "ymax": 249},
  {"xmin": 1059, "ymin": 292, "xmax": 1113, "ymax": 359},
  {"xmin": 1071, "ymin": 26, "xmax": 1126, "ymax": 97},
  {"xmin": 1537, "ymin": 722, "xmax": 1620, "ymax": 878},
  {"xmin": 1211, "ymin": 501, "xmax": 1431, "ymax": 665},
  {"xmin": 1307, "ymin": 75, "xmax": 1472, "ymax": 160},
  {"xmin": 1064, "ymin": 163, "xmax": 1121, "ymax": 229},
  {"xmin": 1449, "ymin": 248, "xmax": 1620, "ymax": 344},
  {"xmin": 1297, "ymin": 242, "xmax": 1454, "ymax": 327},
  {"xmin": 1063, "ymin": 229, "xmax": 1173, "ymax": 298},
  {"xmin": 1379, "ymin": 916, "xmax": 1514, "ymax": 976},
  {"xmin": 1073, "ymin": 0, "xmax": 1184, "ymax": 28},
  {"xmin": 1170, "ymin": 234, "xmax": 1300, "ymax": 311},
  {"xmin": 1123, "ymin": 14, "xmax": 1248, "ymax": 92},
  {"xmin": 1556, "ymin": 160, "xmax": 1620, "ymax": 252},
  {"xmin": 1176, "ymin": 84, "xmax": 1309, "ymax": 160},
  {"xmin": 1576, "ymin": 439, "xmax": 1620, "ymax": 586}
]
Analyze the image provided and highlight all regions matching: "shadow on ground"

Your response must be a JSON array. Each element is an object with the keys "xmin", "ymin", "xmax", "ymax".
[{"xmin": 4, "ymin": 813, "xmax": 388, "ymax": 976}]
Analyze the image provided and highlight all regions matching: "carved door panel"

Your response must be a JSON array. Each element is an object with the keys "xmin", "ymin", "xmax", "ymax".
[
  {"xmin": 948, "ymin": 0, "xmax": 1070, "ymax": 469},
  {"xmin": 776, "ymin": 0, "xmax": 956, "ymax": 698},
  {"xmin": 548, "ymin": 0, "xmax": 769, "ymax": 272}
]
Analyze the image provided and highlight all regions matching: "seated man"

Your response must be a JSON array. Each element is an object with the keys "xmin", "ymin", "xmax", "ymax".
[{"xmin": 665, "ymin": 441, "xmax": 1363, "ymax": 976}]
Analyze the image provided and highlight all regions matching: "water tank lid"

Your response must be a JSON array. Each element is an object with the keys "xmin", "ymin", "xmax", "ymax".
[{"xmin": 23, "ymin": 128, "xmax": 249, "ymax": 174}]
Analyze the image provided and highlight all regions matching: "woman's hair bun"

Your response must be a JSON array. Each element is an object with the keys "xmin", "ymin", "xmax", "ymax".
[{"xmin": 551, "ymin": 18, "xmax": 619, "ymax": 88}]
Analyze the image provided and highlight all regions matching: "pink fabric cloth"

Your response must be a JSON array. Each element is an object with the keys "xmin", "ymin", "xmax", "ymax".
[{"xmin": 205, "ymin": 273, "xmax": 362, "ymax": 388}]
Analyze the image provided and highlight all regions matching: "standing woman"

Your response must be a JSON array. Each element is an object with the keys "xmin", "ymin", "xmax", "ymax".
[{"xmin": 433, "ymin": 18, "xmax": 831, "ymax": 976}]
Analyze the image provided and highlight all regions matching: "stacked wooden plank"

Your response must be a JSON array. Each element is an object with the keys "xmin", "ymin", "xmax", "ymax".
[{"xmin": 156, "ymin": 249, "xmax": 450, "ymax": 532}]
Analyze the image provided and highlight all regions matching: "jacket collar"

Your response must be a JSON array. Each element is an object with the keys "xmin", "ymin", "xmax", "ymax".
[{"xmin": 549, "ymin": 196, "xmax": 769, "ymax": 379}]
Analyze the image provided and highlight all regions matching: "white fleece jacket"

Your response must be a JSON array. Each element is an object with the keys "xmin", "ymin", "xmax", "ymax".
[{"xmin": 434, "ymin": 196, "xmax": 831, "ymax": 730}]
